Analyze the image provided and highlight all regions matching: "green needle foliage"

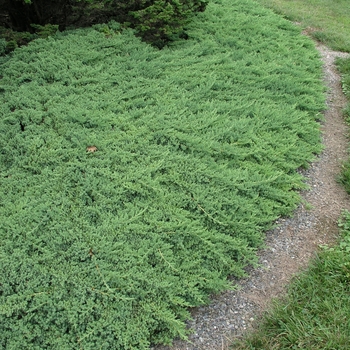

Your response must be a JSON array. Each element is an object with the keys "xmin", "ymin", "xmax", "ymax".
[{"xmin": 0, "ymin": 0, "xmax": 325, "ymax": 348}]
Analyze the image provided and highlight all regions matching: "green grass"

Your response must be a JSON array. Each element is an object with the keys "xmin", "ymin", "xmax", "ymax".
[
  {"xmin": 254, "ymin": 0, "xmax": 350, "ymax": 52},
  {"xmin": 0, "ymin": 0, "xmax": 326, "ymax": 348},
  {"xmin": 232, "ymin": 212, "xmax": 350, "ymax": 350},
  {"xmin": 338, "ymin": 57, "xmax": 350, "ymax": 192}
]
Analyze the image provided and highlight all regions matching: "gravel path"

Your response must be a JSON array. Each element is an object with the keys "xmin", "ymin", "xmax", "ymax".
[{"xmin": 154, "ymin": 44, "xmax": 350, "ymax": 350}]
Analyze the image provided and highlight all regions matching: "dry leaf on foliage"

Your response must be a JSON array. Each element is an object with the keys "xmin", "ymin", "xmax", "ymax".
[{"xmin": 86, "ymin": 146, "xmax": 98, "ymax": 153}]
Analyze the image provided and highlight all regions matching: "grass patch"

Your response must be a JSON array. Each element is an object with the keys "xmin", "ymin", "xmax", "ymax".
[
  {"xmin": 232, "ymin": 211, "xmax": 350, "ymax": 350},
  {"xmin": 254, "ymin": 0, "xmax": 350, "ymax": 52},
  {"xmin": 0, "ymin": 0, "xmax": 325, "ymax": 348},
  {"xmin": 338, "ymin": 57, "xmax": 350, "ymax": 192}
]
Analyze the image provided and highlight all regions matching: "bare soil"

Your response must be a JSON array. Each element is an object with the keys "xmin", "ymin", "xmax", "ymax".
[{"xmin": 154, "ymin": 44, "xmax": 350, "ymax": 350}]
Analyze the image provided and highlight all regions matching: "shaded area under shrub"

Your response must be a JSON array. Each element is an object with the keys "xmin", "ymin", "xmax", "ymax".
[{"xmin": 0, "ymin": 0, "xmax": 207, "ymax": 48}]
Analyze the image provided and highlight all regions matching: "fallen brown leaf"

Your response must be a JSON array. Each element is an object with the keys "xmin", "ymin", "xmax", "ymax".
[{"xmin": 86, "ymin": 146, "xmax": 98, "ymax": 153}]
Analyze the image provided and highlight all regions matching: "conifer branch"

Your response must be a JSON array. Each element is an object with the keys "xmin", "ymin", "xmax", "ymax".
[
  {"xmin": 197, "ymin": 203, "xmax": 228, "ymax": 226},
  {"xmin": 158, "ymin": 249, "xmax": 179, "ymax": 272},
  {"xmin": 94, "ymin": 259, "xmax": 112, "ymax": 292}
]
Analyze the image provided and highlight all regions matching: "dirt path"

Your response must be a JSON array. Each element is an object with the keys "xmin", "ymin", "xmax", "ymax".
[{"xmin": 154, "ymin": 45, "xmax": 350, "ymax": 350}]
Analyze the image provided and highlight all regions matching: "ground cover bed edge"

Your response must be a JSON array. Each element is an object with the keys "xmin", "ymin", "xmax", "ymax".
[{"xmin": 0, "ymin": 0, "xmax": 326, "ymax": 348}]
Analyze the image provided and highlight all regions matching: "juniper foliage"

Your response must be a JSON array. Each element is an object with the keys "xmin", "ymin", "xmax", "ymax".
[{"xmin": 0, "ymin": 0, "xmax": 325, "ymax": 348}]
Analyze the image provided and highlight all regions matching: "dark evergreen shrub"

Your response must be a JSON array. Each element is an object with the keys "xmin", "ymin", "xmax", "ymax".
[
  {"xmin": 0, "ymin": 38, "xmax": 5, "ymax": 54},
  {"xmin": 1, "ymin": 0, "xmax": 208, "ymax": 47},
  {"xmin": 0, "ymin": 26, "xmax": 34, "ymax": 53}
]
